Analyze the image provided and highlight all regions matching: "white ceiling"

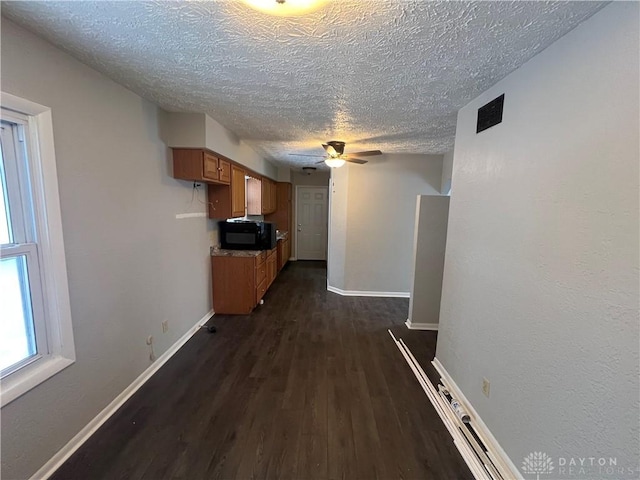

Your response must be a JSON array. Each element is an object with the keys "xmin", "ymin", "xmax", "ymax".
[{"xmin": 3, "ymin": 1, "xmax": 607, "ymax": 168}]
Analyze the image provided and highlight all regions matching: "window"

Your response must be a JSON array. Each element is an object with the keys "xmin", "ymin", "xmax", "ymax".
[{"xmin": 0, "ymin": 94, "xmax": 75, "ymax": 407}]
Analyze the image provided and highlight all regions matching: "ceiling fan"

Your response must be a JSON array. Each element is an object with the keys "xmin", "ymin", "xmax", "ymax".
[{"xmin": 291, "ymin": 141, "xmax": 382, "ymax": 168}]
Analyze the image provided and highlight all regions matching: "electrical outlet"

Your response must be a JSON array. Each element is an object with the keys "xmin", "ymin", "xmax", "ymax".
[
  {"xmin": 482, "ymin": 378, "xmax": 491, "ymax": 398},
  {"xmin": 162, "ymin": 320, "xmax": 169, "ymax": 333}
]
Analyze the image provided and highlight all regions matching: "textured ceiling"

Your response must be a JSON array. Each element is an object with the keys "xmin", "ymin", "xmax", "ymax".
[{"xmin": 2, "ymin": 1, "xmax": 607, "ymax": 168}]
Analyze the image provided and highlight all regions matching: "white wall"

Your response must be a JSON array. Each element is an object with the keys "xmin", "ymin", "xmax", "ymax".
[
  {"xmin": 335, "ymin": 154, "xmax": 443, "ymax": 294},
  {"xmin": 277, "ymin": 166, "xmax": 291, "ymax": 182},
  {"xmin": 407, "ymin": 195, "xmax": 450, "ymax": 328},
  {"xmin": 205, "ymin": 115, "xmax": 277, "ymax": 179},
  {"xmin": 0, "ymin": 19, "xmax": 214, "ymax": 479},
  {"xmin": 441, "ymin": 150, "xmax": 454, "ymax": 194},
  {"xmin": 436, "ymin": 3, "xmax": 639, "ymax": 475},
  {"xmin": 327, "ymin": 166, "xmax": 349, "ymax": 288}
]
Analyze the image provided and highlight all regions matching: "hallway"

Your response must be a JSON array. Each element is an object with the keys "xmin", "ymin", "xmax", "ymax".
[{"xmin": 52, "ymin": 261, "xmax": 471, "ymax": 479}]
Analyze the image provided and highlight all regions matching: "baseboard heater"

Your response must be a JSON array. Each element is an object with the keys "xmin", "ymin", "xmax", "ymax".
[{"xmin": 388, "ymin": 330, "xmax": 509, "ymax": 480}]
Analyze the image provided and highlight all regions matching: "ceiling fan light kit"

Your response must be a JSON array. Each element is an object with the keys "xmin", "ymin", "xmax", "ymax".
[
  {"xmin": 288, "ymin": 140, "xmax": 382, "ymax": 168},
  {"xmin": 324, "ymin": 158, "xmax": 346, "ymax": 168}
]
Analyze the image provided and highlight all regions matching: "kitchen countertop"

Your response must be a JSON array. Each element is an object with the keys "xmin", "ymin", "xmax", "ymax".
[{"xmin": 210, "ymin": 247, "xmax": 263, "ymax": 257}]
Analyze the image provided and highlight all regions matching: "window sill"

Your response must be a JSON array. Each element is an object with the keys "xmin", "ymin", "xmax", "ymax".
[{"xmin": 1, "ymin": 355, "xmax": 74, "ymax": 407}]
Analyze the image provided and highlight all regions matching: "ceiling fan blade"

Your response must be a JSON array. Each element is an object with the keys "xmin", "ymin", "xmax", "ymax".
[
  {"xmin": 322, "ymin": 144, "xmax": 337, "ymax": 156},
  {"xmin": 345, "ymin": 158, "xmax": 368, "ymax": 164},
  {"xmin": 348, "ymin": 150, "xmax": 381, "ymax": 157},
  {"xmin": 289, "ymin": 153, "xmax": 326, "ymax": 157},
  {"xmin": 315, "ymin": 160, "xmax": 327, "ymax": 164}
]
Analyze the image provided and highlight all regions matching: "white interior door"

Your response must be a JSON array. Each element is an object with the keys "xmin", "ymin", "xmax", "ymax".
[{"xmin": 296, "ymin": 186, "xmax": 328, "ymax": 260}]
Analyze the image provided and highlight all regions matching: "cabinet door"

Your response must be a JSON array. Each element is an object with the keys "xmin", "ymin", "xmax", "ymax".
[
  {"xmin": 212, "ymin": 256, "xmax": 255, "ymax": 314},
  {"xmin": 203, "ymin": 152, "xmax": 219, "ymax": 181},
  {"xmin": 261, "ymin": 179, "xmax": 269, "ymax": 214},
  {"xmin": 267, "ymin": 250, "xmax": 277, "ymax": 285},
  {"xmin": 218, "ymin": 159, "xmax": 231, "ymax": 184},
  {"xmin": 270, "ymin": 180, "xmax": 277, "ymax": 214},
  {"xmin": 246, "ymin": 177, "xmax": 262, "ymax": 215},
  {"xmin": 231, "ymin": 166, "xmax": 246, "ymax": 217}
]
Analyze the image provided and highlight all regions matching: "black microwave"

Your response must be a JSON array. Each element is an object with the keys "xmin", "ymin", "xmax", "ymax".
[{"xmin": 219, "ymin": 221, "xmax": 276, "ymax": 250}]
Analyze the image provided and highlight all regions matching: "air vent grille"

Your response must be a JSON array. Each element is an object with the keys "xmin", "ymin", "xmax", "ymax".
[{"xmin": 477, "ymin": 94, "xmax": 504, "ymax": 133}]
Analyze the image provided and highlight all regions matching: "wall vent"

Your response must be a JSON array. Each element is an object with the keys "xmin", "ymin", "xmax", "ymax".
[{"xmin": 476, "ymin": 94, "xmax": 504, "ymax": 133}]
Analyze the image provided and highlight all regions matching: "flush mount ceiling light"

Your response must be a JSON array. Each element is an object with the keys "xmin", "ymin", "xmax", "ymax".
[{"xmin": 242, "ymin": 0, "xmax": 328, "ymax": 16}]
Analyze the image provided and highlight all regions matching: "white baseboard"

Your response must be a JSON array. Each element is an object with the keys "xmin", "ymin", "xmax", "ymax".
[
  {"xmin": 405, "ymin": 319, "xmax": 439, "ymax": 330},
  {"xmin": 432, "ymin": 357, "xmax": 522, "ymax": 480},
  {"xmin": 327, "ymin": 285, "xmax": 410, "ymax": 298},
  {"xmin": 30, "ymin": 310, "xmax": 215, "ymax": 480}
]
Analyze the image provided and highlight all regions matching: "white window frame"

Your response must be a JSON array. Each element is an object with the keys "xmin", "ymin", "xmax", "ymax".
[{"xmin": 1, "ymin": 92, "xmax": 75, "ymax": 407}]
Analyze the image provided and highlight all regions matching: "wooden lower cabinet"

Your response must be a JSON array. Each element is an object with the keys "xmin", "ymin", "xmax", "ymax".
[
  {"xmin": 266, "ymin": 248, "xmax": 277, "ymax": 286},
  {"xmin": 211, "ymin": 249, "xmax": 278, "ymax": 315},
  {"xmin": 211, "ymin": 255, "xmax": 256, "ymax": 315},
  {"xmin": 276, "ymin": 238, "xmax": 290, "ymax": 271}
]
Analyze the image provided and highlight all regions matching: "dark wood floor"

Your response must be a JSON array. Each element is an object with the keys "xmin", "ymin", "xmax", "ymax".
[{"xmin": 51, "ymin": 261, "xmax": 471, "ymax": 480}]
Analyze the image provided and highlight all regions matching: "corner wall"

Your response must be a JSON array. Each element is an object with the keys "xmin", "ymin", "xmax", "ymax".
[
  {"xmin": 340, "ymin": 154, "xmax": 443, "ymax": 294},
  {"xmin": 1, "ymin": 19, "xmax": 213, "ymax": 479},
  {"xmin": 407, "ymin": 195, "xmax": 450, "ymax": 328},
  {"xmin": 436, "ymin": 2, "xmax": 639, "ymax": 474}
]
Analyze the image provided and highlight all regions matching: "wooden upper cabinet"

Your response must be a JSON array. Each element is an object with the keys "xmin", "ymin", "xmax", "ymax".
[
  {"xmin": 247, "ymin": 177, "xmax": 277, "ymax": 215},
  {"xmin": 231, "ymin": 165, "xmax": 246, "ymax": 218},
  {"xmin": 218, "ymin": 158, "xmax": 231, "ymax": 184},
  {"xmin": 207, "ymin": 165, "xmax": 246, "ymax": 219},
  {"xmin": 261, "ymin": 180, "xmax": 269, "ymax": 214},
  {"xmin": 264, "ymin": 182, "xmax": 292, "ymax": 233},
  {"xmin": 270, "ymin": 180, "xmax": 277, "ymax": 213},
  {"xmin": 203, "ymin": 152, "xmax": 219, "ymax": 181},
  {"xmin": 246, "ymin": 177, "xmax": 262, "ymax": 215},
  {"xmin": 172, "ymin": 148, "xmax": 230, "ymax": 185},
  {"xmin": 261, "ymin": 179, "xmax": 277, "ymax": 214}
]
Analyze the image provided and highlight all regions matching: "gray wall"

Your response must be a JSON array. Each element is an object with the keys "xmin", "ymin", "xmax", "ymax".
[
  {"xmin": 161, "ymin": 111, "xmax": 278, "ymax": 179},
  {"xmin": 440, "ymin": 150, "xmax": 454, "ymax": 194},
  {"xmin": 334, "ymin": 154, "xmax": 443, "ymax": 293},
  {"xmin": 436, "ymin": 2, "xmax": 639, "ymax": 475},
  {"xmin": 407, "ymin": 195, "xmax": 450, "ymax": 327},
  {"xmin": 1, "ymin": 18, "xmax": 254, "ymax": 479}
]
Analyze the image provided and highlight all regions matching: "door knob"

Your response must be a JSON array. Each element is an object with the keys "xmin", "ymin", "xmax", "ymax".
[{"xmin": 298, "ymin": 228, "xmax": 302, "ymax": 232}]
